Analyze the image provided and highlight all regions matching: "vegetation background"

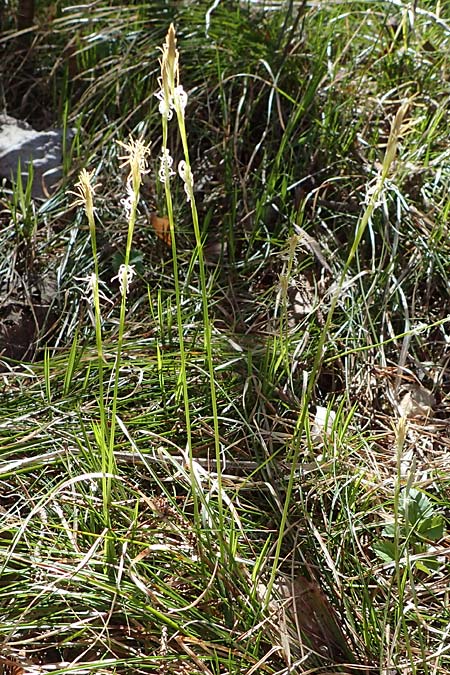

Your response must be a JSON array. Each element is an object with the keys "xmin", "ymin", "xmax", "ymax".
[{"xmin": 0, "ymin": 1, "xmax": 449, "ymax": 674}]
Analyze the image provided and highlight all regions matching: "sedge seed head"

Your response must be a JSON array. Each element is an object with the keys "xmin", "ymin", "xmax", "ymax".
[
  {"xmin": 117, "ymin": 136, "xmax": 151, "ymax": 192},
  {"xmin": 72, "ymin": 168, "xmax": 96, "ymax": 218},
  {"xmin": 178, "ymin": 160, "xmax": 194, "ymax": 201},
  {"xmin": 111, "ymin": 264, "xmax": 136, "ymax": 298},
  {"xmin": 155, "ymin": 24, "xmax": 188, "ymax": 120},
  {"xmin": 162, "ymin": 24, "xmax": 179, "ymax": 93},
  {"xmin": 158, "ymin": 24, "xmax": 179, "ymax": 114}
]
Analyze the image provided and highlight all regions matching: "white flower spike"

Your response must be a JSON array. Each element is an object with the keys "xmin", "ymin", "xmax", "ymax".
[
  {"xmin": 76, "ymin": 273, "xmax": 109, "ymax": 306},
  {"xmin": 178, "ymin": 160, "xmax": 194, "ymax": 202},
  {"xmin": 173, "ymin": 85, "xmax": 188, "ymax": 117},
  {"xmin": 111, "ymin": 264, "xmax": 136, "ymax": 297},
  {"xmin": 121, "ymin": 178, "xmax": 136, "ymax": 220},
  {"xmin": 159, "ymin": 148, "xmax": 176, "ymax": 184},
  {"xmin": 155, "ymin": 87, "xmax": 174, "ymax": 121},
  {"xmin": 84, "ymin": 272, "xmax": 98, "ymax": 306}
]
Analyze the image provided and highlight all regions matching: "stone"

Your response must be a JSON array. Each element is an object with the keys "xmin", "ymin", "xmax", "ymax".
[{"xmin": 0, "ymin": 113, "xmax": 73, "ymax": 199}]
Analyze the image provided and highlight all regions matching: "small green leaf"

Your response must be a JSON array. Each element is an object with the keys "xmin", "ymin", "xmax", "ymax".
[
  {"xmin": 373, "ymin": 539, "xmax": 397, "ymax": 563},
  {"xmin": 403, "ymin": 488, "xmax": 433, "ymax": 525},
  {"xmin": 382, "ymin": 522, "xmax": 396, "ymax": 538},
  {"xmin": 415, "ymin": 556, "xmax": 441, "ymax": 574},
  {"xmin": 416, "ymin": 514, "xmax": 445, "ymax": 542}
]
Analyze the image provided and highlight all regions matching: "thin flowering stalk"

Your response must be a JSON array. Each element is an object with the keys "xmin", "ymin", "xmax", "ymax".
[
  {"xmin": 162, "ymin": 25, "xmax": 225, "ymax": 549},
  {"xmin": 156, "ymin": 24, "xmax": 197, "ymax": 522},
  {"xmin": 264, "ymin": 98, "xmax": 413, "ymax": 609},
  {"xmin": 72, "ymin": 171, "xmax": 107, "ymax": 431},
  {"xmin": 72, "ymin": 169, "xmax": 110, "ymax": 529},
  {"xmin": 73, "ymin": 143, "xmax": 149, "ymax": 563},
  {"xmin": 107, "ymin": 138, "xmax": 150, "ymax": 480}
]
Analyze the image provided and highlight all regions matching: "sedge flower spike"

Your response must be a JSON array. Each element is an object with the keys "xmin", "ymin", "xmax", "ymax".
[
  {"xmin": 155, "ymin": 24, "xmax": 188, "ymax": 120},
  {"xmin": 159, "ymin": 148, "xmax": 176, "ymax": 183},
  {"xmin": 173, "ymin": 84, "xmax": 188, "ymax": 118},
  {"xmin": 178, "ymin": 160, "xmax": 194, "ymax": 202},
  {"xmin": 117, "ymin": 137, "xmax": 150, "ymax": 192},
  {"xmin": 121, "ymin": 178, "xmax": 136, "ymax": 220},
  {"xmin": 161, "ymin": 23, "xmax": 178, "ymax": 101},
  {"xmin": 83, "ymin": 272, "xmax": 98, "ymax": 306},
  {"xmin": 155, "ymin": 88, "xmax": 173, "ymax": 120},
  {"xmin": 72, "ymin": 168, "xmax": 96, "ymax": 220},
  {"xmin": 76, "ymin": 273, "xmax": 110, "ymax": 307},
  {"xmin": 111, "ymin": 264, "xmax": 136, "ymax": 298}
]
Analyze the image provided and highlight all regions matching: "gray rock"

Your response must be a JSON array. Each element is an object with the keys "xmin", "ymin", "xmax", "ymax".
[{"xmin": 0, "ymin": 113, "xmax": 74, "ymax": 199}]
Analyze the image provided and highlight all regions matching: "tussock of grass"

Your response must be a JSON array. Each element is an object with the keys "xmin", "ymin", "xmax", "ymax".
[{"xmin": 0, "ymin": 1, "xmax": 449, "ymax": 674}]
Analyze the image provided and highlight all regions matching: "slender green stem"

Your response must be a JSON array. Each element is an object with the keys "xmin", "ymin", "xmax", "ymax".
[
  {"xmin": 265, "ymin": 100, "xmax": 411, "ymax": 604},
  {"xmin": 85, "ymin": 193, "xmax": 109, "ymax": 526},
  {"xmin": 108, "ymin": 173, "xmax": 140, "ymax": 477},
  {"xmin": 175, "ymin": 109, "xmax": 224, "ymax": 545},
  {"xmin": 159, "ymin": 118, "xmax": 197, "ymax": 522}
]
